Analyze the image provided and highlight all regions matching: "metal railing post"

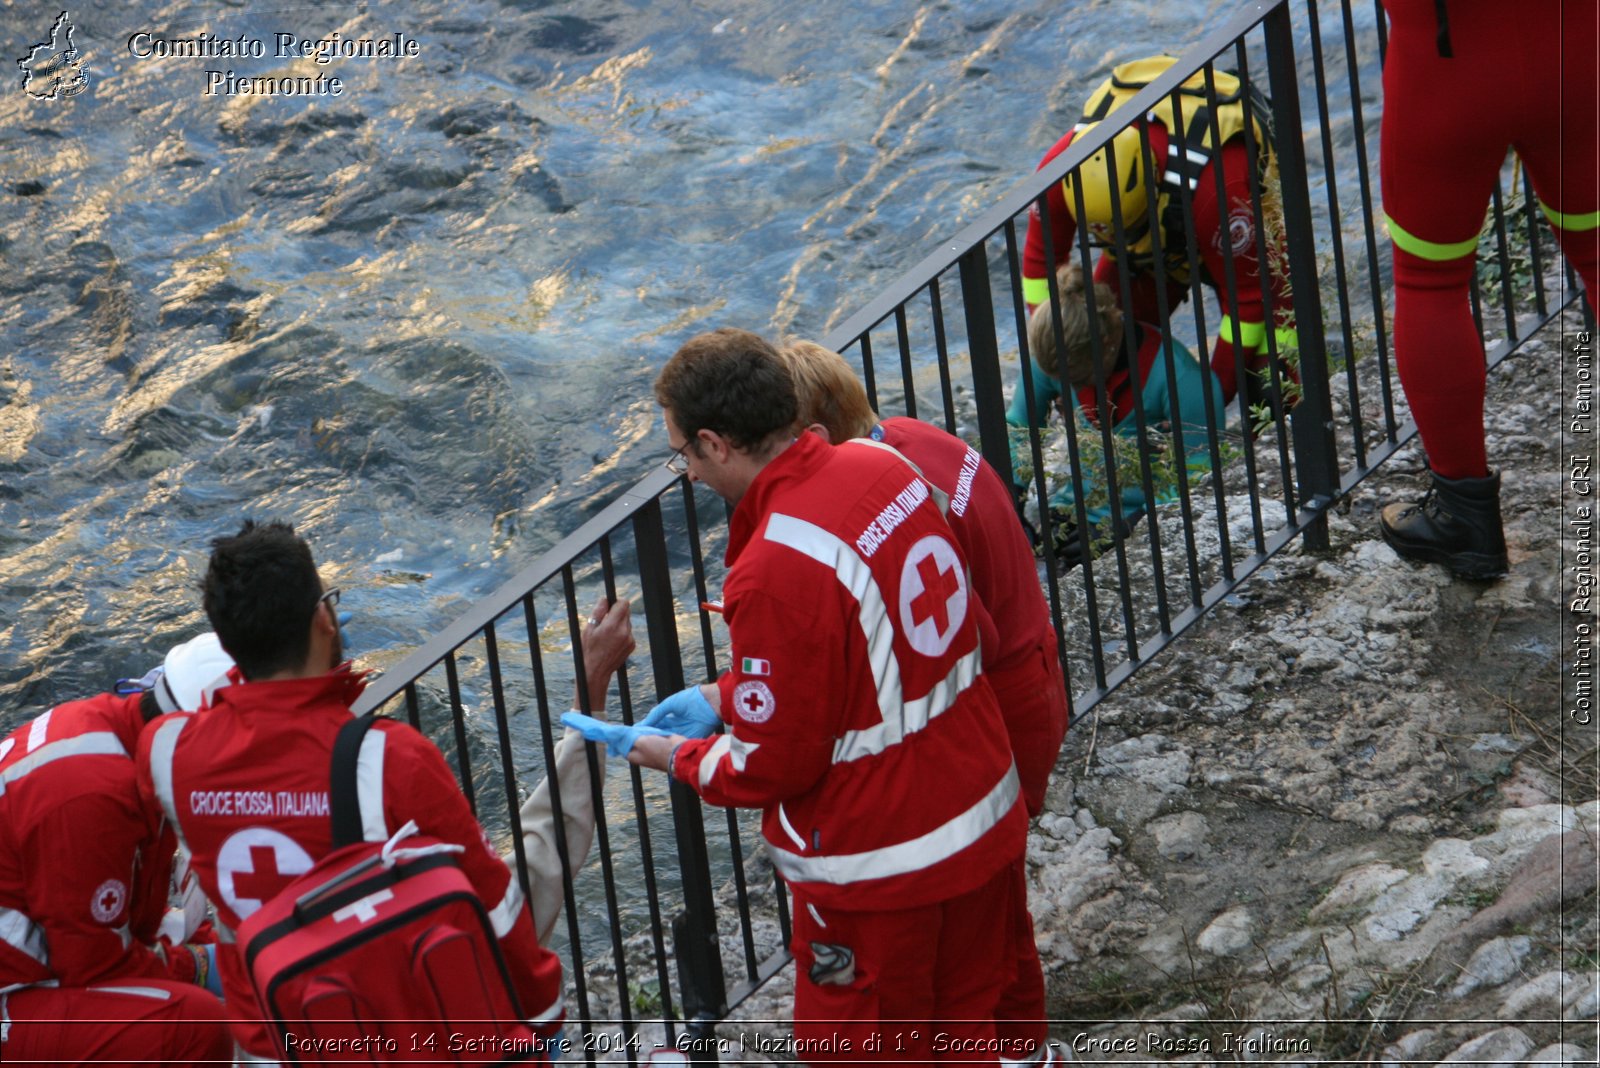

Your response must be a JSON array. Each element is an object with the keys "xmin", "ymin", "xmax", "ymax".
[
  {"xmin": 633, "ymin": 496, "xmax": 726, "ymax": 1058},
  {"xmin": 1264, "ymin": 0, "xmax": 1338, "ymax": 548},
  {"xmin": 958, "ymin": 244, "xmax": 1016, "ymax": 488}
]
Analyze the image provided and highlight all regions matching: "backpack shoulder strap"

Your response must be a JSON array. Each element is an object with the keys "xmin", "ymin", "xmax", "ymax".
[{"xmin": 329, "ymin": 712, "xmax": 378, "ymax": 849}]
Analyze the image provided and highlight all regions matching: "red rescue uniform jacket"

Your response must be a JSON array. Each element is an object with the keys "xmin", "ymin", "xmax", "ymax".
[
  {"xmin": 673, "ymin": 432, "xmax": 1026, "ymax": 910},
  {"xmin": 1, "ymin": 694, "xmax": 200, "ymax": 990}
]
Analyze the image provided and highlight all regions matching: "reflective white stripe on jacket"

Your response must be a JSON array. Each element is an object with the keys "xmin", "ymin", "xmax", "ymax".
[
  {"xmin": 0, "ymin": 907, "xmax": 47, "ymax": 968},
  {"xmin": 1, "ymin": 732, "xmax": 128, "ymax": 796},
  {"xmin": 764, "ymin": 513, "xmax": 983, "ymax": 765},
  {"xmin": 145, "ymin": 716, "xmax": 189, "ymax": 844},
  {"xmin": 768, "ymin": 764, "xmax": 1019, "ymax": 886}
]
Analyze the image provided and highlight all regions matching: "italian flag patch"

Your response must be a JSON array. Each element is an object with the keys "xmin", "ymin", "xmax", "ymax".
[{"xmin": 740, "ymin": 656, "xmax": 770, "ymax": 676}]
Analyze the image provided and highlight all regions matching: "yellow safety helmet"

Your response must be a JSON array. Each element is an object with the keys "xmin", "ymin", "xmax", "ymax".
[{"xmin": 1061, "ymin": 122, "xmax": 1149, "ymax": 239}]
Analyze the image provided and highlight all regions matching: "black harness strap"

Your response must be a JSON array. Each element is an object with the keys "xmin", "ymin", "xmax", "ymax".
[{"xmin": 328, "ymin": 712, "xmax": 378, "ymax": 849}]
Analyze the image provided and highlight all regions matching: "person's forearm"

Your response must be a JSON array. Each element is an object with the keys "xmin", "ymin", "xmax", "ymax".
[{"xmin": 579, "ymin": 671, "xmax": 614, "ymax": 712}]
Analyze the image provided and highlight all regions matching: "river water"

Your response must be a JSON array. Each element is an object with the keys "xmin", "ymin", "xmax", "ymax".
[{"xmin": 9, "ymin": 0, "xmax": 1374, "ymax": 721}]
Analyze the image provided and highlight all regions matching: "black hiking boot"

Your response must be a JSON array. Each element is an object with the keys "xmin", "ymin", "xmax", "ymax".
[{"xmin": 1380, "ymin": 470, "xmax": 1508, "ymax": 581}]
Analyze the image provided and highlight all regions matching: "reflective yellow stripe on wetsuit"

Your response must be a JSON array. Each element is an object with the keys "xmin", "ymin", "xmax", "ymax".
[
  {"xmin": 1275, "ymin": 325, "xmax": 1298, "ymax": 353},
  {"xmin": 1540, "ymin": 201, "xmax": 1600, "ymax": 232},
  {"xmin": 1022, "ymin": 275, "xmax": 1051, "ymax": 308},
  {"xmin": 1218, "ymin": 315, "xmax": 1266, "ymax": 351},
  {"xmin": 1385, "ymin": 213, "xmax": 1480, "ymax": 261}
]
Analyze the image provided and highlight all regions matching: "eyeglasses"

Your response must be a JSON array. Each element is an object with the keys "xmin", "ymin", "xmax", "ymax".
[
  {"xmin": 319, "ymin": 587, "xmax": 341, "ymax": 615},
  {"xmin": 665, "ymin": 441, "xmax": 693, "ymax": 476}
]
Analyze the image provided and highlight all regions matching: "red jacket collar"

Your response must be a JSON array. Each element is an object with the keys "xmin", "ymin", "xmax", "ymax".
[
  {"xmin": 206, "ymin": 663, "xmax": 369, "ymax": 716},
  {"xmin": 726, "ymin": 433, "xmax": 830, "ymax": 565}
]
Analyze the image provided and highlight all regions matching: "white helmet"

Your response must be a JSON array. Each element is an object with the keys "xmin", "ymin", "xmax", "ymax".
[{"xmin": 154, "ymin": 632, "xmax": 235, "ymax": 712}]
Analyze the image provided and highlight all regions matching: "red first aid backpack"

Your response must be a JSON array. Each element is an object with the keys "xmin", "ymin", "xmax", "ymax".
[{"xmin": 235, "ymin": 713, "xmax": 544, "ymax": 1064}]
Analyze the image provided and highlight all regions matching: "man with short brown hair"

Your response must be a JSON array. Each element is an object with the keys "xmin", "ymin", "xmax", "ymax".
[
  {"xmin": 620, "ymin": 327, "xmax": 1026, "ymax": 1063},
  {"xmin": 782, "ymin": 338, "xmax": 1068, "ymax": 1066}
]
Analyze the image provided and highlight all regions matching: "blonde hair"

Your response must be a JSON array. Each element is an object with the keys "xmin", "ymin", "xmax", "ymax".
[
  {"xmin": 779, "ymin": 339, "xmax": 878, "ymax": 442},
  {"xmin": 1026, "ymin": 263, "xmax": 1121, "ymax": 388}
]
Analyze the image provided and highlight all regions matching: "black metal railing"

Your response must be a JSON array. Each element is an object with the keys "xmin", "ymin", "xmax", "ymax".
[{"xmin": 350, "ymin": 2, "xmax": 1583, "ymax": 1059}]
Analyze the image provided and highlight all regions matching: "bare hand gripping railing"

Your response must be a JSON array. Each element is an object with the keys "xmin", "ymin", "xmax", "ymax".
[{"xmin": 349, "ymin": 2, "xmax": 1580, "ymax": 1059}]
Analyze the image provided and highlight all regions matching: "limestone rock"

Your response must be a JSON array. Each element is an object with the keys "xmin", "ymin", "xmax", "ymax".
[
  {"xmin": 1090, "ymin": 734, "xmax": 1192, "ymax": 794},
  {"xmin": 1148, "ymin": 811, "xmax": 1210, "ymax": 861},
  {"xmin": 1086, "ymin": 734, "xmax": 1193, "ymax": 825},
  {"xmin": 1437, "ymin": 1027, "xmax": 1534, "ymax": 1065},
  {"xmin": 1380, "ymin": 1027, "xmax": 1437, "ymax": 1066},
  {"xmin": 1500, "ymin": 970, "xmax": 1575, "ymax": 1017},
  {"xmin": 1565, "ymin": 974, "xmax": 1599, "ymax": 1020},
  {"xmin": 1309, "ymin": 863, "xmax": 1408, "ymax": 921},
  {"xmin": 1363, "ymin": 873, "xmax": 1452, "ymax": 942},
  {"xmin": 1422, "ymin": 838, "xmax": 1491, "ymax": 881},
  {"xmin": 1446, "ymin": 936, "xmax": 1532, "ymax": 999},
  {"xmin": 1523, "ymin": 1044, "xmax": 1592, "ymax": 1065},
  {"xmin": 1453, "ymin": 831, "xmax": 1599, "ymax": 946},
  {"xmin": 1195, "ymin": 906, "xmax": 1254, "ymax": 957},
  {"xmin": 1471, "ymin": 808, "xmax": 1579, "ymax": 872}
]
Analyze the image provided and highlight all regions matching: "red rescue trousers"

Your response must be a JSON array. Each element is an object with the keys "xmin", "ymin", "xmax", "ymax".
[
  {"xmin": 1381, "ymin": 0, "xmax": 1599, "ymax": 479},
  {"xmin": 3, "ymin": 979, "xmax": 232, "ymax": 1066},
  {"xmin": 789, "ymin": 863, "xmax": 1018, "ymax": 1065}
]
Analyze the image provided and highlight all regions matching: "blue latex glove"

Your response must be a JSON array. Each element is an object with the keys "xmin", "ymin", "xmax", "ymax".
[
  {"xmin": 641, "ymin": 685, "xmax": 720, "ymax": 739},
  {"xmin": 335, "ymin": 610, "xmax": 354, "ymax": 657},
  {"xmin": 560, "ymin": 711, "xmax": 670, "ymax": 759}
]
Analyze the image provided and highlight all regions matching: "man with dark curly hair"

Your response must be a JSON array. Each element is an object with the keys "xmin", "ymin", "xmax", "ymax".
[{"xmin": 136, "ymin": 520, "xmax": 573, "ymax": 1061}]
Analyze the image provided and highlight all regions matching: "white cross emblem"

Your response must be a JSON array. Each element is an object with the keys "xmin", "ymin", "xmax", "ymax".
[
  {"xmin": 217, "ymin": 828, "xmax": 315, "ymax": 920},
  {"xmin": 898, "ymin": 535, "xmax": 967, "ymax": 658},
  {"xmin": 333, "ymin": 888, "xmax": 395, "ymax": 925}
]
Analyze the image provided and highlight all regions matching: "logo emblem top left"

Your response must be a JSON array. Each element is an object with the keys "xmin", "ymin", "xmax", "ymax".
[{"xmin": 18, "ymin": 11, "xmax": 90, "ymax": 101}]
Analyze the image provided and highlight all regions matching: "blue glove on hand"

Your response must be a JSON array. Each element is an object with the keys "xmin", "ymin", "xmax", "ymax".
[
  {"xmin": 641, "ymin": 685, "xmax": 721, "ymax": 739},
  {"xmin": 560, "ymin": 711, "xmax": 670, "ymax": 759}
]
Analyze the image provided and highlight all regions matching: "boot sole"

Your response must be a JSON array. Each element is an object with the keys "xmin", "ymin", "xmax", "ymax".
[{"xmin": 1380, "ymin": 526, "xmax": 1508, "ymax": 581}]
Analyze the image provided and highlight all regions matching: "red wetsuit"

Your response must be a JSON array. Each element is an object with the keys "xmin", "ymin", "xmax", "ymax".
[
  {"xmin": 1381, "ymin": 0, "xmax": 1599, "ymax": 479},
  {"xmin": 138, "ymin": 668, "xmax": 565, "ymax": 1058},
  {"xmin": 874, "ymin": 417, "xmax": 1067, "ymax": 1059},
  {"xmin": 674, "ymin": 432, "xmax": 1026, "ymax": 1063},
  {"xmin": 1023, "ymin": 121, "xmax": 1293, "ymax": 403},
  {"xmin": 1, "ymin": 694, "xmax": 230, "ymax": 1067}
]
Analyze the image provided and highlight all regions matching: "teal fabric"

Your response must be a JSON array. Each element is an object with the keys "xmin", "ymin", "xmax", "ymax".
[
  {"xmin": 1006, "ymin": 357, "xmax": 1064, "ymax": 432},
  {"xmin": 1007, "ymin": 337, "xmax": 1222, "ymax": 526}
]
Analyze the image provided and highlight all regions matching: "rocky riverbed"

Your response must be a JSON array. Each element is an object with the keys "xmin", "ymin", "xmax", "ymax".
[{"xmin": 707, "ymin": 301, "xmax": 1597, "ymax": 1066}]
